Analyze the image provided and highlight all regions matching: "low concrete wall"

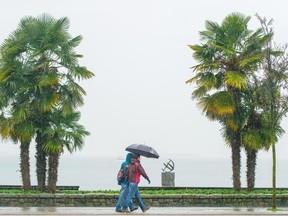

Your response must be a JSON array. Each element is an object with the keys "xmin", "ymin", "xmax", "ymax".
[{"xmin": 0, "ymin": 194, "xmax": 288, "ymax": 207}]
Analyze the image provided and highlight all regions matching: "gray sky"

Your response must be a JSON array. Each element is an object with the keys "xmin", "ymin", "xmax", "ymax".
[{"xmin": 1, "ymin": 0, "xmax": 288, "ymax": 160}]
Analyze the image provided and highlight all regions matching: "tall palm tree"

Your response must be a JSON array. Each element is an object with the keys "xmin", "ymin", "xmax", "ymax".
[
  {"xmin": 0, "ymin": 115, "xmax": 34, "ymax": 190},
  {"xmin": 0, "ymin": 83, "xmax": 38, "ymax": 191},
  {"xmin": 187, "ymin": 12, "xmax": 272, "ymax": 190},
  {"xmin": 0, "ymin": 14, "xmax": 94, "ymax": 191}
]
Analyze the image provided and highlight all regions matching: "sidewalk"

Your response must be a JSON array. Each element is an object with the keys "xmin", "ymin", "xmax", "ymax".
[{"xmin": 0, "ymin": 207, "xmax": 288, "ymax": 216}]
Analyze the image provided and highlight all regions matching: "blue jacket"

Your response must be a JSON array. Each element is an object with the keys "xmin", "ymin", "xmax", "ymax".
[{"xmin": 118, "ymin": 153, "xmax": 134, "ymax": 185}]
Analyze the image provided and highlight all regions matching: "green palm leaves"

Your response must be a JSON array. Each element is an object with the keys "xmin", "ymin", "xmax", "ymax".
[
  {"xmin": 198, "ymin": 91, "xmax": 235, "ymax": 119},
  {"xmin": 188, "ymin": 13, "xmax": 269, "ymax": 126},
  {"xmin": 188, "ymin": 13, "xmax": 272, "ymax": 190},
  {"xmin": 42, "ymin": 111, "xmax": 90, "ymax": 154},
  {"xmin": 0, "ymin": 14, "xmax": 94, "ymax": 192}
]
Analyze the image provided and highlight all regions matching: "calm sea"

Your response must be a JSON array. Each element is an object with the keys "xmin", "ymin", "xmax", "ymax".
[{"xmin": 1, "ymin": 155, "xmax": 288, "ymax": 190}]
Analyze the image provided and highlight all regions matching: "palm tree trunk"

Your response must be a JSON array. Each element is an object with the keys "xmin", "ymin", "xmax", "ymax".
[
  {"xmin": 272, "ymin": 143, "xmax": 277, "ymax": 209},
  {"xmin": 36, "ymin": 133, "xmax": 47, "ymax": 192},
  {"xmin": 20, "ymin": 141, "xmax": 31, "ymax": 191},
  {"xmin": 47, "ymin": 153, "xmax": 60, "ymax": 193},
  {"xmin": 246, "ymin": 148, "xmax": 257, "ymax": 191},
  {"xmin": 231, "ymin": 133, "xmax": 241, "ymax": 191}
]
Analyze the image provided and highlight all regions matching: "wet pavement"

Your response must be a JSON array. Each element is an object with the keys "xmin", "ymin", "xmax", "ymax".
[{"xmin": 0, "ymin": 207, "xmax": 288, "ymax": 216}]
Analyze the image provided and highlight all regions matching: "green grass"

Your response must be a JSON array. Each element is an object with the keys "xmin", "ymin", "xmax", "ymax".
[
  {"xmin": 1, "ymin": 188, "xmax": 288, "ymax": 195},
  {"xmin": 62, "ymin": 188, "xmax": 288, "ymax": 195},
  {"xmin": 267, "ymin": 208, "xmax": 283, "ymax": 211}
]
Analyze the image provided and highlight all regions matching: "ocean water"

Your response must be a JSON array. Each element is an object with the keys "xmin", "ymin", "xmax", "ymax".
[{"xmin": 1, "ymin": 155, "xmax": 288, "ymax": 190}]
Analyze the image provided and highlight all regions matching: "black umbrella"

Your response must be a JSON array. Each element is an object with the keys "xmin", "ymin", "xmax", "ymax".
[{"xmin": 125, "ymin": 144, "xmax": 160, "ymax": 159}]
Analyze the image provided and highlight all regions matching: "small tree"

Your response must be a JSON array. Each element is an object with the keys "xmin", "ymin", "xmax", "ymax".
[
  {"xmin": 255, "ymin": 15, "xmax": 288, "ymax": 209},
  {"xmin": 44, "ymin": 110, "xmax": 89, "ymax": 193}
]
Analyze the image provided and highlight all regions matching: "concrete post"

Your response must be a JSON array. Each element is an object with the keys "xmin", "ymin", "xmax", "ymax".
[{"xmin": 161, "ymin": 172, "xmax": 175, "ymax": 187}]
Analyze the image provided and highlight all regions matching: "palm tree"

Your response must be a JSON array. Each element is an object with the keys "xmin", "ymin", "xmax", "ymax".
[
  {"xmin": 0, "ymin": 115, "xmax": 34, "ymax": 190},
  {"xmin": 241, "ymin": 108, "xmax": 270, "ymax": 190},
  {"xmin": 43, "ymin": 110, "xmax": 89, "ymax": 193},
  {"xmin": 0, "ymin": 83, "xmax": 37, "ymax": 191},
  {"xmin": 187, "ymin": 13, "xmax": 272, "ymax": 190},
  {"xmin": 0, "ymin": 14, "xmax": 94, "ymax": 191}
]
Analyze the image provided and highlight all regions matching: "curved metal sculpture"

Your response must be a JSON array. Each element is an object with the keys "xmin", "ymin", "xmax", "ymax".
[{"xmin": 162, "ymin": 159, "xmax": 175, "ymax": 173}]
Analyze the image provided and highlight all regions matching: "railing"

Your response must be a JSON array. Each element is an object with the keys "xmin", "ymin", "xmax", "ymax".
[
  {"xmin": 139, "ymin": 186, "xmax": 288, "ymax": 190},
  {"xmin": 0, "ymin": 185, "xmax": 79, "ymax": 190}
]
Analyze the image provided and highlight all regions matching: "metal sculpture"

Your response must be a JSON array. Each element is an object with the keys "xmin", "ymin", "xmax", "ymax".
[{"xmin": 162, "ymin": 159, "xmax": 175, "ymax": 173}]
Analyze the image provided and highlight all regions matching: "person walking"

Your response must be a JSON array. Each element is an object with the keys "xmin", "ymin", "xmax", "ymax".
[
  {"xmin": 122, "ymin": 154, "xmax": 151, "ymax": 213},
  {"xmin": 115, "ymin": 153, "xmax": 138, "ymax": 213}
]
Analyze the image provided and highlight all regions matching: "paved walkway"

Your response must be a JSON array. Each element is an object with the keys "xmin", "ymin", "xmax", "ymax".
[{"xmin": 0, "ymin": 207, "xmax": 288, "ymax": 216}]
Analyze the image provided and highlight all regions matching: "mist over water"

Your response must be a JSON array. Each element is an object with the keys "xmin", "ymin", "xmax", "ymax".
[{"xmin": 1, "ymin": 155, "xmax": 288, "ymax": 190}]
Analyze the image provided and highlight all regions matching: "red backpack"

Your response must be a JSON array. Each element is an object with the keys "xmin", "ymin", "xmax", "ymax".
[{"xmin": 117, "ymin": 165, "xmax": 128, "ymax": 182}]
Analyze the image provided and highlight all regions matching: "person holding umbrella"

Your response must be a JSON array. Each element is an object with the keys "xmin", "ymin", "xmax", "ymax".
[
  {"xmin": 115, "ymin": 153, "xmax": 138, "ymax": 213},
  {"xmin": 122, "ymin": 154, "xmax": 151, "ymax": 213}
]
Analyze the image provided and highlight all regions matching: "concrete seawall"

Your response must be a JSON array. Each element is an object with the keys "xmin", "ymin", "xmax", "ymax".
[{"xmin": 0, "ymin": 194, "xmax": 287, "ymax": 207}]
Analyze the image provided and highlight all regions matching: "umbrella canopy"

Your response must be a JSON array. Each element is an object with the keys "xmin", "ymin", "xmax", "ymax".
[{"xmin": 125, "ymin": 144, "xmax": 159, "ymax": 159}]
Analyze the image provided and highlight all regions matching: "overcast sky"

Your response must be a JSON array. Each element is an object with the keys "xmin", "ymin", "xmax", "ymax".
[{"xmin": 1, "ymin": 0, "xmax": 288, "ymax": 161}]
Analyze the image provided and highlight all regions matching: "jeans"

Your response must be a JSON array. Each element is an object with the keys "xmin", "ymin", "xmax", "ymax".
[
  {"xmin": 115, "ymin": 183, "xmax": 135, "ymax": 211},
  {"xmin": 123, "ymin": 182, "xmax": 147, "ymax": 211}
]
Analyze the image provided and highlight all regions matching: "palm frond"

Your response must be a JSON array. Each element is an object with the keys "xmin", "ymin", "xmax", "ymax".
[
  {"xmin": 224, "ymin": 118, "xmax": 239, "ymax": 132},
  {"xmin": 225, "ymin": 71, "xmax": 248, "ymax": 89},
  {"xmin": 192, "ymin": 86, "xmax": 208, "ymax": 99},
  {"xmin": 242, "ymin": 129, "xmax": 263, "ymax": 150},
  {"xmin": 14, "ymin": 121, "xmax": 34, "ymax": 142},
  {"xmin": 36, "ymin": 72, "xmax": 59, "ymax": 87},
  {"xmin": 36, "ymin": 93, "xmax": 60, "ymax": 112},
  {"xmin": 198, "ymin": 91, "xmax": 235, "ymax": 118}
]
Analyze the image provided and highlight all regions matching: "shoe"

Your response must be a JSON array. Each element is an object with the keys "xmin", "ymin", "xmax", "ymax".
[
  {"xmin": 142, "ymin": 206, "xmax": 150, "ymax": 213},
  {"xmin": 130, "ymin": 207, "xmax": 138, "ymax": 212},
  {"xmin": 122, "ymin": 208, "xmax": 130, "ymax": 213},
  {"xmin": 115, "ymin": 209, "xmax": 123, "ymax": 213}
]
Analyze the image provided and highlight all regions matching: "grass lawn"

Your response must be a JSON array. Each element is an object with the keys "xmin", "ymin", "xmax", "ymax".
[{"xmin": 0, "ymin": 188, "xmax": 287, "ymax": 195}]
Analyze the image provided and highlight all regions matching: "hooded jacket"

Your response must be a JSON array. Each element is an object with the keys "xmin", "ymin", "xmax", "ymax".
[
  {"xmin": 127, "ymin": 157, "xmax": 149, "ymax": 183},
  {"xmin": 118, "ymin": 153, "xmax": 134, "ymax": 185}
]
